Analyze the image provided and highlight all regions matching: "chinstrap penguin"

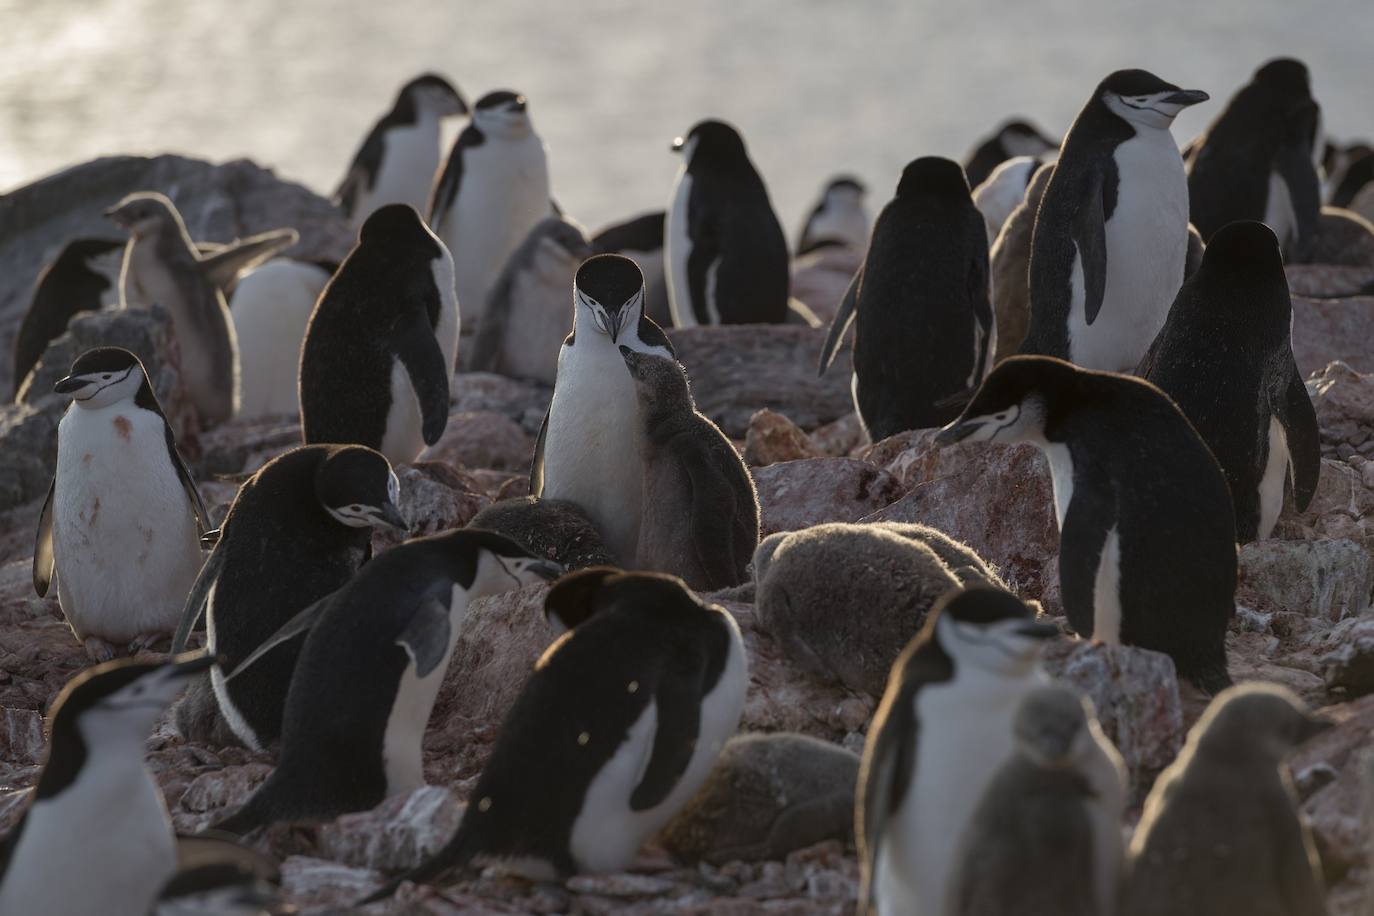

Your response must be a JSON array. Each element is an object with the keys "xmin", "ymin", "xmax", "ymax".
[
  {"xmin": 361, "ymin": 567, "xmax": 747, "ymax": 901},
  {"xmin": 619, "ymin": 346, "xmax": 759, "ymax": 590},
  {"xmin": 212, "ymin": 529, "xmax": 560, "ymax": 834},
  {"xmin": 818, "ymin": 156, "xmax": 994, "ymax": 440},
  {"xmin": 228, "ymin": 257, "xmax": 335, "ymax": 419},
  {"xmin": 857, "ymin": 586, "xmax": 1057, "ymax": 916},
  {"xmin": 796, "ymin": 175, "xmax": 870, "ymax": 255},
  {"xmin": 664, "ymin": 119, "xmax": 789, "ymax": 327},
  {"xmin": 963, "ymin": 118, "xmax": 1058, "ymax": 189},
  {"xmin": 299, "ymin": 203, "xmax": 458, "ymax": 465},
  {"xmin": 1020, "ymin": 70, "xmax": 1208, "ymax": 372},
  {"xmin": 592, "ymin": 211, "xmax": 673, "ymax": 327},
  {"xmin": 935, "ymin": 355, "xmax": 1237, "ymax": 692},
  {"xmin": 34, "ymin": 347, "xmax": 210, "ymax": 661}
]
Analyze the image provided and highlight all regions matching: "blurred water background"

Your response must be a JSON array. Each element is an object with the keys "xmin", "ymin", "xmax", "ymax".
[{"xmin": 0, "ymin": 0, "xmax": 1369, "ymax": 233}]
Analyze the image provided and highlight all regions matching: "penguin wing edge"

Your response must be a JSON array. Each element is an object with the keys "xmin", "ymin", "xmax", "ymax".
[
  {"xmin": 629, "ymin": 656, "xmax": 705, "ymax": 812},
  {"xmin": 817, "ymin": 266, "xmax": 862, "ymax": 376},
  {"xmin": 395, "ymin": 309, "xmax": 452, "ymax": 445},
  {"xmin": 224, "ymin": 594, "xmax": 331, "ymax": 680},
  {"xmin": 172, "ymin": 547, "xmax": 227, "ymax": 653},
  {"xmin": 1074, "ymin": 169, "xmax": 1108, "ymax": 326},
  {"xmin": 396, "ymin": 596, "xmax": 452, "ymax": 678},
  {"xmin": 1059, "ymin": 483, "xmax": 1118, "ymax": 637},
  {"xmin": 32, "ymin": 479, "xmax": 55, "ymax": 597},
  {"xmin": 528, "ymin": 409, "xmax": 549, "ymax": 497},
  {"xmin": 197, "ymin": 230, "xmax": 300, "ymax": 290},
  {"xmin": 166, "ymin": 424, "xmax": 212, "ymax": 536}
]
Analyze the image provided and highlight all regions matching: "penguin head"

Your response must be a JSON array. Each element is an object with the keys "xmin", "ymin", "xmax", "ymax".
[
  {"xmin": 574, "ymin": 254, "xmax": 646, "ymax": 343},
  {"xmin": 530, "ymin": 217, "xmax": 593, "ymax": 272},
  {"xmin": 1253, "ymin": 57, "xmax": 1312, "ymax": 96},
  {"xmin": 472, "ymin": 90, "xmax": 532, "ymax": 139},
  {"xmin": 620, "ymin": 346, "xmax": 692, "ymax": 413},
  {"xmin": 930, "ymin": 586, "xmax": 1058, "ymax": 676},
  {"xmin": 1188, "ymin": 683, "xmax": 1332, "ymax": 763},
  {"xmin": 314, "ymin": 445, "xmax": 408, "ymax": 531},
  {"xmin": 672, "ymin": 119, "xmax": 748, "ymax": 168},
  {"xmin": 54, "ymin": 346, "xmax": 149, "ymax": 409},
  {"xmin": 1098, "ymin": 69, "xmax": 1208, "ymax": 129},
  {"xmin": 542, "ymin": 566, "xmax": 720, "ymax": 637},
  {"xmin": 452, "ymin": 528, "xmax": 563, "ymax": 598},
  {"xmin": 358, "ymin": 203, "xmax": 429, "ymax": 246},
  {"xmin": 402, "ymin": 72, "xmax": 468, "ymax": 118},
  {"xmin": 933, "ymin": 355, "xmax": 1080, "ymax": 448},
  {"xmin": 895, "ymin": 157, "xmax": 971, "ymax": 199},
  {"xmin": 996, "ymin": 120, "xmax": 1057, "ymax": 158},
  {"xmin": 104, "ymin": 191, "xmax": 183, "ymax": 238},
  {"xmin": 48, "ymin": 653, "xmax": 215, "ymax": 755},
  {"xmin": 1012, "ymin": 685, "xmax": 1096, "ymax": 769},
  {"xmin": 822, "ymin": 175, "xmax": 867, "ymax": 208}
]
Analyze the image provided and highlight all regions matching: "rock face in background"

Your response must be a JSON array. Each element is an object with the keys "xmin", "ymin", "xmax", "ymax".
[
  {"xmin": 753, "ymin": 457, "xmax": 905, "ymax": 535},
  {"xmin": 1293, "ymin": 299, "xmax": 1374, "ymax": 376}
]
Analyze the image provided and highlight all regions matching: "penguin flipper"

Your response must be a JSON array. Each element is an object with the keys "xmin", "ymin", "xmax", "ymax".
[
  {"xmin": 224, "ymin": 595, "xmax": 331, "ymax": 680},
  {"xmin": 196, "ymin": 230, "xmax": 301, "ymax": 289},
  {"xmin": 685, "ymin": 205, "xmax": 720, "ymax": 326},
  {"xmin": 1073, "ymin": 169, "xmax": 1108, "ymax": 326},
  {"xmin": 396, "ymin": 597, "xmax": 452, "ymax": 678},
  {"xmin": 683, "ymin": 441, "xmax": 747, "ymax": 589},
  {"xmin": 395, "ymin": 309, "xmax": 452, "ymax": 446},
  {"xmin": 1059, "ymin": 486, "xmax": 1118, "ymax": 639},
  {"xmin": 629, "ymin": 657, "xmax": 704, "ymax": 811},
  {"xmin": 173, "ymin": 547, "xmax": 227, "ymax": 653},
  {"xmin": 529, "ymin": 408, "xmax": 549, "ymax": 497},
  {"xmin": 33, "ymin": 478, "xmax": 55, "ymax": 597},
  {"xmin": 165, "ymin": 423, "xmax": 212, "ymax": 536},
  {"xmin": 857, "ymin": 675, "xmax": 921, "ymax": 916},
  {"xmin": 817, "ymin": 266, "xmax": 862, "ymax": 376},
  {"xmin": 1277, "ymin": 365, "xmax": 1321, "ymax": 512}
]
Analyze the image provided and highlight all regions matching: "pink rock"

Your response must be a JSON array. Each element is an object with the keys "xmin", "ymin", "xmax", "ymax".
[
  {"xmin": 744, "ymin": 409, "xmax": 821, "ymax": 467},
  {"xmin": 1291, "ymin": 694, "xmax": 1374, "ymax": 876},
  {"xmin": 808, "ymin": 413, "xmax": 865, "ymax": 457},
  {"xmin": 1238, "ymin": 539, "xmax": 1373, "ymax": 621},
  {"xmin": 753, "ymin": 458, "xmax": 904, "ymax": 536},
  {"xmin": 420, "ymin": 411, "xmax": 534, "ymax": 472},
  {"xmin": 1278, "ymin": 459, "xmax": 1374, "ymax": 549},
  {"xmin": 789, "ymin": 246, "xmax": 863, "ymax": 327},
  {"xmin": 317, "ymin": 785, "xmax": 462, "ymax": 871},
  {"xmin": 1292, "ymin": 297, "xmax": 1374, "ymax": 376}
]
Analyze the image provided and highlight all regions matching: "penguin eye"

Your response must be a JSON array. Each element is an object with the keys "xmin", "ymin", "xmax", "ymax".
[
  {"xmin": 102, "ymin": 374, "xmax": 113, "ymax": 380},
  {"xmin": 350, "ymin": 504, "xmax": 362, "ymax": 511}
]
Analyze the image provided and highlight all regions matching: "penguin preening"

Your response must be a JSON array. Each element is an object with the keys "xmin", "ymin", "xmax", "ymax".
[
  {"xmin": 1020, "ymin": 69, "xmax": 1208, "ymax": 373},
  {"xmin": 211, "ymin": 529, "xmax": 560, "ymax": 835},
  {"xmin": 171, "ymin": 444, "xmax": 408, "ymax": 751},
  {"xmin": 857, "ymin": 586, "xmax": 1057, "ymax": 916},
  {"xmin": 299, "ymin": 203, "xmax": 458, "ymax": 465},
  {"xmin": 106, "ymin": 191, "xmax": 299, "ymax": 427},
  {"xmin": 333, "ymin": 73, "xmax": 468, "ymax": 230},
  {"xmin": 530, "ymin": 254, "xmax": 675, "ymax": 566},
  {"xmin": 935, "ymin": 355, "xmax": 1237, "ymax": 693},
  {"xmin": 34, "ymin": 347, "xmax": 210, "ymax": 661},
  {"xmin": 797, "ymin": 175, "xmax": 870, "ymax": 255},
  {"xmin": 1141, "ymin": 220, "xmax": 1320, "ymax": 542},
  {"xmin": 362, "ymin": 568, "xmax": 747, "ymax": 902},
  {"xmin": 0, "ymin": 653, "xmax": 214, "ymax": 916},
  {"xmin": 963, "ymin": 118, "xmax": 1058, "ymax": 189},
  {"xmin": 1187, "ymin": 58, "xmax": 1323, "ymax": 259},
  {"xmin": 12, "ymin": 237, "xmax": 124, "ymax": 398},
  {"xmin": 228, "ymin": 258, "xmax": 335, "ymax": 419},
  {"xmin": 818, "ymin": 156, "xmax": 994, "ymax": 441},
  {"xmin": 665, "ymin": 119, "xmax": 789, "ymax": 327}
]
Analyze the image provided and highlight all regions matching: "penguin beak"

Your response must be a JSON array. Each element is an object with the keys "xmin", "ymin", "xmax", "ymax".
[
  {"xmin": 1162, "ymin": 89, "xmax": 1209, "ymax": 107},
  {"xmin": 1015, "ymin": 621, "xmax": 1061, "ymax": 640},
  {"xmin": 618, "ymin": 345, "xmax": 639, "ymax": 370},
  {"xmin": 377, "ymin": 502, "xmax": 409, "ymax": 531},
  {"xmin": 527, "ymin": 559, "xmax": 563, "ymax": 581},
  {"xmin": 671, "ymin": 136, "xmax": 685, "ymax": 152},
  {"xmin": 933, "ymin": 419, "xmax": 978, "ymax": 447},
  {"xmin": 510, "ymin": 96, "xmax": 528, "ymax": 113},
  {"xmin": 53, "ymin": 375, "xmax": 87, "ymax": 395}
]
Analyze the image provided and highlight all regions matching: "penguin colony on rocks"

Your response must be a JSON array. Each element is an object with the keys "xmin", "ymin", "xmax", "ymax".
[{"xmin": 3, "ymin": 52, "xmax": 1372, "ymax": 916}]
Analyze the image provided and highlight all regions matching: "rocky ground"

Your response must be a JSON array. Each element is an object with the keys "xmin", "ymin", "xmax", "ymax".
[{"xmin": 2, "ymin": 157, "xmax": 1374, "ymax": 914}]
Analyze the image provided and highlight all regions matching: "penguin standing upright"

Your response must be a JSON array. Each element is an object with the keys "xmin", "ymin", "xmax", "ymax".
[
  {"xmin": 171, "ymin": 444, "xmax": 407, "ymax": 750},
  {"xmin": 1020, "ymin": 70, "xmax": 1208, "ymax": 372},
  {"xmin": 818, "ymin": 157, "xmax": 994, "ymax": 440},
  {"xmin": 333, "ymin": 73, "xmax": 468, "ymax": 230},
  {"xmin": 531, "ymin": 254, "xmax": 674, "ymax": 566},
  {"xmin": 33, "ymin": 347, "xmax": 210, "ymax": 661},
  {"xmin": 106, "ymin": 192, "xmax": 299, "ymax": 426},
  {"xmin": 362, "ymin": 568, "xmax": 747, "ymax": 901},
  {"xmin": 12, "ymin": 237, "xmax": 124, "ymax": 397},
  {"xmin": 1141, "ymin": 221, "xmax": 1320, "ymax": 542},
  {"xmin": 935, "ymin": 355, "xmax": 1237, "ymax": 692},
  {"xmin": 857, "ymin": 587, "xmax": 1057, "ymax": 916},
  {"xmin": 229, "ymin": 258, "xmax": 335, "ymax": 419},
  {"xmin": 299, "ymin": 204, "xmax": 458, "ymax": 465},
  {"xmin": 0, "ymin": 654, "xmax": 213, "ymax": 916},
  {"xmin": 592, "ymin": 211, "xmax": 673, "ymax": 327},
  {"xmin": 797, "ymin": 176, "xmax": 870, "ymax": 255},
  {"xmin": 973, "ymin": 154, "xmax": 1054, "ymax": 244},
  {"xmin": 619, "ymin": 347, "xmax": 759, "ymax": 589},
  {"xmin": 211, "ymin": 530, "xmax": 559, "ymax": 834},
  {"xmin": 429, "ymin": 90, "xmax": 552, "ymax": 341},
  {"xmin": 1121, "ymin": 684, "xmax": 1332, "ymax": 916},
  {"xmin": 963, "ymin": 119, "xmax": 1058, "ymax": 189},
  {"xmin": 664, "ymin": 120, "xmax": 789, "ymax": 327},
  {"xmin": 1187, "ymin": 59, "xmax": 1322, "ymax": 259}
]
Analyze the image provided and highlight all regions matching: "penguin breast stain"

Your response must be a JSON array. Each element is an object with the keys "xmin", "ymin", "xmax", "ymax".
[{"xmin": 113, "ymin": 416, "xmax": 132, "ymax": 439}]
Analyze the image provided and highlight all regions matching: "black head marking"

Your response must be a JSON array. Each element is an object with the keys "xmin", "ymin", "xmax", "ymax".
[
  {"xmin": 402, "ymin": 72, "xmax": 467, "ymax": 109},
  {"xmin": 544, "ymin": 565, "xmax": 620, "ymax": 630},
  {"xmin": 1253, "ymin": 57, "xmax": 1311, "ymax": 93},
  {"xmin": 959, "ymin": 355, "xmax": 1080, "ymax": 418},
  {"xmin": 999, "ymin": 120, "xmax": 1052, "ymax": 142},
  {"xmin": 895, "ymin": 156, "xmax": 971, "ymax": 198},
  {"xmin": 592, "ymin": 212, "xmax": 666, "ymax": 255},
  {"xmin": 314, "ymin": 445, "xmax": 395, "ymax": 513},
  {"xmin": 935, "ymin": 585, "xmax": 1036, "ymax": 626},
  {"xmin": 1098, "ymin": 69, "xmax": 1183, "ymax": 97},
  {"xmin": 826, "ymin": 175, "xmax": 866, "ymax": 194},
  {"xmin": 1202, "ymin": 220, "xmax": 1282, "ymax": 268},
  {"xmin": 451, "ymin": 527, "xmax": 541, "ymax": 560},
  {"xmin": 475, "ymin": 90, "xmax": 526, "ymax": 112},
  {"xmin": 675, "ymin": 119, "xmax": 749, "ymax": 168},
  {"xmin": 67, "ymin": 346, "xmax": 143, "ymax": 377},
  {"xmin": 575, "ymin": 253, "xmax": 644, "ymax": 307},
  {"xmin": 359, "ymin": 203, "xmax": 431, "ymax": 245}
]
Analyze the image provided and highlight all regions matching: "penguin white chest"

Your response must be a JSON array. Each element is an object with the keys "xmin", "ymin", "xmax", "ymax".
[
  {"xmin": 379, "ymin": 356, "xmax": 426, "ymax": 465},
  {"xmin": 665, "ymin": 171, "xmax": 696, "ymax": 328},
  {"xmin": 122, "ymin": 240, "xmax": 182, "ymax": 314},
  {"xmin": 1264, "ymin": 170, "xmax": 1298, "ymax": 254},
  {"xmin": 1070, "ymin": 129, "xmax": 1188, "ymax": 372},
  {"xmin": 230, "ymin": 260, "xmax": 330, "ymax": 418},
  {"xmin": 0, "ymin": 758, "xmax": 175, "ymax": 915},
  {"xmin": 365, "ymin": 116, "xmax": 443, "ymax": 224},
  {"xmin": 1257, "ymin": 416, "xmax": 1290, "ymax": 540},
  {"xmin": 52, "ymin": 405, "xmax": 203, "ymax": 644}
]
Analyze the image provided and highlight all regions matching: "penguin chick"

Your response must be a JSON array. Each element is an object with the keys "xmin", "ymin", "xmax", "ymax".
[
  {"xmin": 947, "ymin": 684, "xmax": 1126, "ymax": 916},
  {"xmin": 1120, "ymin": 683, "xmax": 1333, "ymax": 916},
  {"xmin": 0, "ymin": 654, "xmax": 214, "ymax": 916},
  {"xmin": 106, "ymin": 191, "xmax": 298, "ymax": 427},
  {"xmin": 620, "ymin": 347, "xmax": 759, "ymax": 589},
  {"xmin": 989, "ymin": 161, "xmax": 1055, "ymax": 363},
  {"xmin": 467, "ymin": 496, "xmax": 616, "ymax": 571},
  {"xmin": 973, "ymin": 154, "xmax": 1053, "ymax": 245},
  {"xmin": 34, "ymin": 347, "xmax": 210, "ymax": 661}
]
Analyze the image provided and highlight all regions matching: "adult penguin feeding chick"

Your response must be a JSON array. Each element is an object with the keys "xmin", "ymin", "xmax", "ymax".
[
  {"xmin": 935, "ymin": 355, "xmax": 1237, "ymax": 692},
  {"xmin": 1020, "ymin": 69, "xmax": 1208, "ymax": 372},
  {"xmin": 818, "ymin": 156, "xmax": 994, "ymax": 440}
]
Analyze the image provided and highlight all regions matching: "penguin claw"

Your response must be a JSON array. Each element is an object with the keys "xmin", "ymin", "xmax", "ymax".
[{"xmin": 83, "ymin": 637, "xmax": 118, "ymax": 663}]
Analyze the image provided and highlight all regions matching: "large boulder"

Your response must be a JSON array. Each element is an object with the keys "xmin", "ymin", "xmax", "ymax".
[
  {"xmin": 1238, "ymin": 539, "xmax": 1373, "ymax": 621},
  {"xmin": 1291, "ymin": 694, "xmax": 1374, "ymax": 880},
  {"xmin": 1293, "ymin": 298, "xmax": 1374, "ymax": 377},
  {"xmin": 420, "ymin": 410, "xmax": 534, "ymax": 472},
  {"xmin": 790, "ymin": 246, "xmax": 863, "ymax": 328},
  {"xmin": 1279, "ymin": 459, "xmax": 1374, "ymax": 551},
  {"xmin": 450, "ymin": 372, "xmax": 551, "ymax": 438},
  {"xmin": 753, "ymin": 457, "xmax": 904, "ymax": 535},
  {"xmin": 1300, "ymin": 208, "xmax": 1374, "ymax": 268},
  {"xmin": 1309, "ymin": 361, "xmax": 1374, "ymax": 459}
]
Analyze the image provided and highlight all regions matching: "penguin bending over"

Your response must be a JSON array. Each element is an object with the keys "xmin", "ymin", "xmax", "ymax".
[
  {"xmin": 797, "ymin": 175, "xmax": 870, "ymax": 255},
  {"xmin": 1141, "ymin": 220, "xmax": 1320, "ymax": 542},
  {"xmin": 34, "ymin": 347, "xmax": 210, "ymax": 661},
  {"xmin": 229, "ymin": 258, "xmax": 335, "ymax": 419},
  {"xmin": 819, "ymin": 157, "xmax": 994, "ymax": 440},
  {"xmin": 935, "ymin": 356, "xmax": 1237, "ymax": 692},
  {"xmin": 362, "ymin": 568, "xmax": 747, "ymax": 901},
  {"xmin": 857, "ymin": 587, "xmax": 1057, "ymax": 916},
  {"xmin": 592, "ymin": 211, "xmax": 673, "ymax": 327},
  {"xmin": 531, "ymin": 254, "xmax": 674, "ymax": 566},
  {"xmin": 106, "ymin": 191, "xmax": 298, "ymax": 426},
  {"xmin": 299, "ymin": 203, "xmax": 458, "ymax": 465},
  {"xmin": 0, "ymin": 654, "xmax": 213, "ymax": 916},
  {"xmin": 333, "ymin": 73, "xmax": 468, "ymax": 230},
  {"xmin": 665, "ymin": 119, "xmax": 789, "ymax": 326},
  {"xmin": 212, "ymin": 529, "xmax": 559, "ymax": 834},
  {"xmin": 171, "ymin": 444, "xmax": 407, "ymax": 750},
  {"xmin": 963, "ymin": 119, "xmax": 1058, "ymax": 189},
  {"xmin": 620, "ymin": 347, "xmax": 759, "ymax": 590},
  {"xmin": 1020, "ymin": 70, "xmax": 1208, "ymax": 372}
]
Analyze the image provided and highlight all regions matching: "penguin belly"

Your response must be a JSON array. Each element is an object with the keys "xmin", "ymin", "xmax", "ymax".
[
  {"xmin": 1257, "ymin": 416, "xmax": 1290, "ymax": 540},
  {"xmin": 1068, "ymin": 131, "xmax": 1188, "ymax": 372},
  {"xmin": 665, "ymin": 173, "xmax": 696, "ymax": 328},
  {"xmin": 379, "ymin": 356, "xmax": 426, "ymax": 465},
  {"xmin": 1264, "ymin": 170, "xmax": 1298, "ymax": 255},
  {"xmin": 230, "ymin": 260, "xmax": 329, "ymax": 418},
  {"xmin": 358, "ymin": 116, "xmax": 443, "ymax": 227},
  {"xmin": 542, "ymin": 340, "xmax": 646, "ymax": 564},
  {"xmin": 1092, "ymin": 526, "xmax": 1123, "ymax": 644},
  {"xmin": 0, "ymin": 760, "xmax": 175, "ymax": 915},
  {"xmin": 499, "ymin": 268, "xmax": 568, "ymax": 385},
  {"xmin": 52, "ymin": 406, "xmax": 203, "ymax": 645}
]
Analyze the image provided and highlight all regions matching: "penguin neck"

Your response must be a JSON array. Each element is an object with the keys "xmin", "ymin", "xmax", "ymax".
[{"xmin": 637, "ymin": 394, "xmax": 694, "ymax": 441}]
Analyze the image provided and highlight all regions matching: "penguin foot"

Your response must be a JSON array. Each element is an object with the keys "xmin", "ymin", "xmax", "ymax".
[
  {"xmin": 128, "ymin": 632, "xmax": 169, "ymax": 655},
  {"xmin": 83, "ymin": 637, "xmax": 118, "ymax": 662}
]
